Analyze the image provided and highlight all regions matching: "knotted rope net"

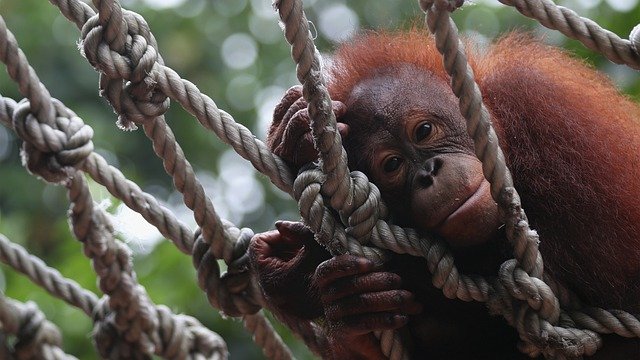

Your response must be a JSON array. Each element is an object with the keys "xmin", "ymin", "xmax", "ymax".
[{"xmin": 0, "ymin": 0, "xmax": 639, "ymax": 359}]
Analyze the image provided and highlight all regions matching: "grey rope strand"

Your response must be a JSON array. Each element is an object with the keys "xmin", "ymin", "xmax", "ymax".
[
  {"xmin": 499, "ymin": 0, "xmax": 640, "ymax": 70},
  {"xmin": 78, "ymin": 0, "xmax": 294, "ymax": 356},
  {"xmin": 275, "ymin": 0, "xmax": 354, "ymax": 214},
  {"xmin": 0, "ymin": 234, "xmax": 99, "ymax": 316}
]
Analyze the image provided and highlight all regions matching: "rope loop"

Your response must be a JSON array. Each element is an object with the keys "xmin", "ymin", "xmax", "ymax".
[
  {"xmin": 92, "ymin": 296, "xmax": 156, "ymax": 359},
  {"xmin": 193, "ymin": 226, "xmax": 262, "ymax": 318},
  {"xmin": 293, "ymin": 167, "xmax": 349, "ymax": 255},
  {"xmin": 292, "ymin": 167, "xmax": 389, "ymax": 248},
  {"xmin": 12, "ymin": 301, "xmax": 65, "ymax": 359},
  {"xmin": 154, "ymin": 305, "xmax": 229, "ymax": 359},
  {"xmin": 80, "ymin": 10, "xmax": 169, "ymax": 130},
  {"xmin": 12, "ymin": 99, "xmax": 94, "ymax": 184},
  {"xmin": 293, "ymin": 166, "xmax": 389, "ymax": 263}
]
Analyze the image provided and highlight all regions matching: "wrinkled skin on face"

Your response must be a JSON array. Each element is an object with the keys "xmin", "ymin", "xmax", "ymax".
[{"xmin": 341, "ymin": 65, "xmax": 501, "ymax": 247}]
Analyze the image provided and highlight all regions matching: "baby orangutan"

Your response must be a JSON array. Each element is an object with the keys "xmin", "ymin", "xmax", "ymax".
[{"xmin": 250, "ymin": 30, "xmax": 640, "ymax": 359}]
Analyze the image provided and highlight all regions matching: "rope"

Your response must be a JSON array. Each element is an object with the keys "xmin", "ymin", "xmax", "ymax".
[
  {"xmin": 0, "ymin": 234, "xmax": 98, "ymax": 316},
  {"xmin": 0, "ymin": 295, "xmax": 76, "ymax": 360},
  {"xmin": 0, "ymin": 233, "xmax": 229, "ymax": 359},
  {"xmin": 275, "ymin": 0, "xmax": 354, "ymax": 214},
  {"xmin": 498, "ymin": 0, "xmax": 640, "ymax": 70},
  {"xmin": 47, "ymin": 0, "xmax": 295, "ymax": 195},
  {"xmin": 47, "ymin": 0, "xmax": 295, "ymax": 355}
]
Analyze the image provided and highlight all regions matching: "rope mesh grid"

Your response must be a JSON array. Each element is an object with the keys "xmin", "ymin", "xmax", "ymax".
[
  {"xmin": 0, "ymin": 0, "xmax": 638, "ymax": 358},
  {"xmin": 0, "ymin": 10, "xmax": 272, "ymax": 359}
]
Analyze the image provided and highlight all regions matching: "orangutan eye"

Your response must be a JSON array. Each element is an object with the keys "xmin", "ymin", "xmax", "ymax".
[
  {"xmin": 383, "ymin": 156, "xmax": 403, "ymax": 173},
  {"xmin": 415, "ymin": 122, "xmax": 433, "ymax": 142}
]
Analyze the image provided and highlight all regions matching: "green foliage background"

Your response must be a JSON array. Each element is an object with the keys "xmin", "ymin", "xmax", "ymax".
[{"xmin": 0, "ymin": 0, "xmax": 638, "ymax": 358}]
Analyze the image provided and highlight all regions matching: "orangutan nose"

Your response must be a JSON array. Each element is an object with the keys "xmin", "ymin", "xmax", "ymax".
[{"xmin": 416, "ymin": 157, "xmax": 443, "ymax": 187}]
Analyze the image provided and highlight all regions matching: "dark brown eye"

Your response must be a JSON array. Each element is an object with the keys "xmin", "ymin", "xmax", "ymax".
[
  {"xmin": 383, "ymin": 156, "xmax": 403, "ymax": 173},
  {"xmin": 416, "ymin": 122, "xmax": 433, "ymax": 142}
]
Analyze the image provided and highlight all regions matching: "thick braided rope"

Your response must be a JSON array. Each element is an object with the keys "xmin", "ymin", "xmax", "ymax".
[
  {"xmin": 0, "ymin": 234, "xmax": 98, "ymax": 317},
  {"xmin": 1, "ymin": 97, "xmax": 196, "ymax": 256},
  {"xmin": 62, "ymin": 0, "xmax": 293, "ymax": 320},
  {"xmin": 6, "ymin": 109, "xmax": 229, "ymax": 359},
  {"xmin": 498, "ymin": 0, "xmax": 640, "ymax": 70},
  {"xmin": 79, "ymin": 0, "xmax": 235, "ymax": 263},
  {"xmin": 0, "ymin": 95, "xmax": 195, "ymax": 256},
  {"xmin": 0, "ymin": 233, "xmax": 229, "ymax": 359},
  {"xmin": 0, "ymin": 295, "xmax": 76, "ymax": 360},
  {"xmin": 0, "ymin": 230, "xmax": 229, "ymax": 360},
  {"xmin": 274, "ymin": 0, "xmax": 354, "ymax": 214}
]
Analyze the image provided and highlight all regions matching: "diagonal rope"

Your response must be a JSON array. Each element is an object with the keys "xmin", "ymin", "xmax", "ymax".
[
  {"xmin": 498, "ymin": 0, "xmax": 640, "ymax": 69},
  {"xmin": 48, "ymin": 0, "xmax": 295, "ymax": 195},
  {"xmin": 0, "ymin": 234, "xmax": 98, "ymax": 317}
]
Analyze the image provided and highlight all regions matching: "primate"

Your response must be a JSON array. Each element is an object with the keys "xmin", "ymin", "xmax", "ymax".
[{"xmin": 250, "ymin": 30, "xmax": 640, "ymax": 359}]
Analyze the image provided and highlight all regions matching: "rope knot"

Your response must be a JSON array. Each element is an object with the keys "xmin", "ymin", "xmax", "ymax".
[
  {"xmin": 499, "ymin": 259, "xmax": 560, "ymax": 322},
  {"xmin": 12, "ymin": 99, "xmax": 94, "ymax": 184},
  {"xmin": 93, "ymin": 296, "xmax": 155, "ymax": 359},
  {"xmin": 193, "ymin": 227, "xmax": 262, "ymax": 318},
  {"xmin": 294, "ymin": 167, "xmax": 349, "ymax": 254},
  {"xmin": 13, "ymin": 301, "xmax": 64, "ymax": 359},
  {"xmin": 515, "ymin": 305, "xmax": 601, "ymax": 358},
  {"xmin": 155, "ymin": 305, "xmax": 228, "ymax": 358},
  {"xmin": 339, "ymin": 171, "xmax": 388, "ymax": 244},
  {"xmin": 81, "ymin": 10, "xmax": 169, "ymax": 130}
]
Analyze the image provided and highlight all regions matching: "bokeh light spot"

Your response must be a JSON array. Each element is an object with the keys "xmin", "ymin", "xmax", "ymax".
[
  {"xmin": 318, "ymin": 4, "xmax": 359, "ymax": 43},
  {"xmin": 221, "ymin": 33, "xmax": 258, "ymax": 70}
]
